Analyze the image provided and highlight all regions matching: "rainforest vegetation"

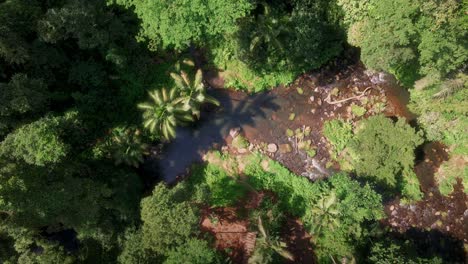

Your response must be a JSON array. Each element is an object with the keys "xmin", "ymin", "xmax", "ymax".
[{"xmin": 0, "ymin": 0, "xmax": 466, "ymax": 263}]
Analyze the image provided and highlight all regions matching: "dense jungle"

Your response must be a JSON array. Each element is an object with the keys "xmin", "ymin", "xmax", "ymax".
[{"xmin": 0, "ymin": 0, "xmax": 466, "ymax": 263}]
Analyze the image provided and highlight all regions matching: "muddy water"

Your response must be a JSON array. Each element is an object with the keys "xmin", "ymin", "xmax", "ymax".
[{"xmin": 145, "ymin": 63, "xmax": 413, "ymax": 183}]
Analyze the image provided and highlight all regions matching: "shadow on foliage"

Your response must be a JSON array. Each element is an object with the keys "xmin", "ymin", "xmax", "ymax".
[{"xmin": 362, "ymin": 228, "xmax": 466, "ymax": 263}]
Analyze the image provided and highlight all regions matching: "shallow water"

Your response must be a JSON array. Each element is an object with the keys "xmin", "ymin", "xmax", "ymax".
[
  {"xmin": 144, "ymin": 89, "xmax": 282, "ymax": 183},
  {"xmin": 144, "ymin": 63, "xmax": 413, "ymax": 183}
]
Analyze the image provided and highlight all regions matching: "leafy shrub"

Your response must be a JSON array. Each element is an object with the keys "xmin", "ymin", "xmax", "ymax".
[
  {"xmin": 410, "ymin": 74, "xmax": 468, "ymax": 155},
  {"xmin": 351, "ymin": 104, "xmax": 366, "ymax": 117},
  {"xmin": 164, "ymin": 238, "xmax": 221, "ymax": 264},
  {"xmin": 118, "ymin": 229, "xmax": 160, "ymax": 264},
  {"xmin": 368, "ymin": 237, "xmax": 443, "ymax": 264},
  {"xmin": 341, "ymin": 0, "xmax": 467, "ymax": 84},
  {"xmin": 189, "ymin": 164, "xmax": 246, "ymax": 207},
  {"xmin": 244, "ymin": 154, "xmax": 384, "ymax": 261},
  {"xmin": 435, "ymin": 156, "xmax": 468, "ymax": 196},
  {"xmin": 140, "ymin": 184, "xmax": 200, "ymax": 254},
  {"xmin": 0, "ymin": 115, "xmax": 69, "ymax": 166},
  {"xmin": 323, "ymin": 119, "xmax": 353, "ymax": 157},
  {"xmin": 349, "ymin": 115, "xmax": 424, "ymax": 191},
  {"xmin": 401, "ymin": 171, "xmax": 424, "ymax": 202},
  {"xmin": 111, "ymin": 0, "xmax": 253, "ymax": 50},
  {"xmin": 208, "ymin": 1, "xmax": 343, "ymax": 91}
]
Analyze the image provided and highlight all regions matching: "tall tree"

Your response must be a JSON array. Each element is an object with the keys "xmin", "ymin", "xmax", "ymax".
[{"xmin": 110, "ymin": 0, "xmax": 253, "ymax": 50}]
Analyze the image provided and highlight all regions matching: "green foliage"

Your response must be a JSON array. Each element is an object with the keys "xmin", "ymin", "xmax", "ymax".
[
  {"xmin": 351, "ymin": 104, "xmax": 366, "ymax": 117},
  {"xmin": 309, "ymin": 192, "xmax": 340, "ymax": 236},
  {"xmin": 171, "ymin": 70, "xmax": 220, "ymax": 118},
  {"xmin": 244, "ymin": 154, "xmax": 383, "ymax": 261},
  {"xmin": 118, "ymin": 229, "xmax": 160, "ymax": 264},
  {"xmin": 140, "ymin": 184, "xmax": 199, "ymax": 254},
  {"xmin": 0, "ymin": 74, "xmax": 49, "ymax": 118},
  {"xmin": 189, "ymin": 164, "xmax": 246, "ymax": 207},
  {"xmin": 164, "ymin": 238, "xmax": 221, "ymax": 264},
  {"xmin": 38, "ymin": 0, "xmax": 128, "ymax": 50},
  {"xmin": 111, "ymin": 0, "xmax": 253, "ymax": 50},
  {"xmin": 138, "ymin": 70, "xmax": 219, "ymax": 140},
  {"xmin": 0, "ymin": 115, "xmax": 69, "ymax": 166},
  {"xmin": 208, "ymin": 1, "xmax": 343, "ymax": 91},
  {"xmin": 138, "ymin": 88, "xmax": 191, "ymax": 140},
  {"xmin": 368, "ymin": 237, "xmax": 443, "ymax": 264},
  {"xmin": 435, "ymin": 156, "xmax": 468, "ymax": 196},
  {"xmin": 323, "ymin": 119, "xmax": 353, "ymax": 157},
  {"xmin": 249, "ymin": 216, "xmax": 294, "ymax": 263},
  {"xmin": 349, "ymin": 115, "xmax": 424, "ymax": 191},
  {"xmin": 108, "ymin": 126, "xmax": 148, "ymax": 167},
  {"xmin": 0, "ymin": 0, "xmax": 41, "ymax": 64},
  {"xmin": 410, "ymin": 73, "xmax": 468, "ymax": 154},
  {"xmin": 337, "ymin": 0, "xmax": 372, "ymax": 25},
  {"xmin": 232, "ymin": 135, "xmax": 249, "ymax": 150},
  {"xmin": 342, "ymin": 0, "xmax": 467, "ymax": 84},
  {"xmin": 16, "ymin": 240, "xmax": 75, "ymax": 264},
  {"xmin": 401, "ymin": 171, "xmax": 424, "ymax": 202}
]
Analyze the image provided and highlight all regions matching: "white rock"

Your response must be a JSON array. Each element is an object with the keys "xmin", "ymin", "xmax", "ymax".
[
  {"xmin": 229, "ymin": 127, "xmax": 240, "ymax": 138},
  {"xmin": 267, "ymin": 143, "xmax": 278, "ymax": 153}
]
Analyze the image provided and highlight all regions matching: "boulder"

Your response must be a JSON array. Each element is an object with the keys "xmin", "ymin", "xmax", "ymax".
[
  {"xmin": 279, "ymin": 144, "xmax": 292, "ymax": 153},
  {"xmin": 229, "ymin": 127, "xmax": 241, "ymax": 138},
  {"xmin": 267, "ymin": 143, "xmax": 278, "ymax": 153}
]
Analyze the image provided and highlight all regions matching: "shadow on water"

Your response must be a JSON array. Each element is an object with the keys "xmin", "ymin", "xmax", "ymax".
[{"xmin": 143, "ymin": 89, "xmax": 281, "ymax": 183}]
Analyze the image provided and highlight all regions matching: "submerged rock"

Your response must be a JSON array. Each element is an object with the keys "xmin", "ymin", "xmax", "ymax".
[{"xmin": 279, "ymin": 144, "xmax": 292, "ymax": 153}]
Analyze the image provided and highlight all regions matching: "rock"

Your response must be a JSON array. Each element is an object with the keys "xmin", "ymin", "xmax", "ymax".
[
  {"xmin": 309, "ymin": 96, "xmax": 315, "ymax": 102},
  {"xmin": 314, "ymin": 87, "xmax": 319, "ymax": 92},
  {"xmin": 317, "ymin": 99, "xmax": 322, "ymax": 106},
  {"xmin": 229, "ymin": 127, "xmax": 240, "ymax": 138},
  {"xmin": 267, "ymin": 143, "xmax": 278, "ymax": 153},
  {"xmin": 435, "ymin": 211, "xmax": 441, "ymax": 216},
  {"xmin": 279, "ymin": 144, "xmax": 292, "ymax": 153},
  {"xmin": 390, "ymin": 205, "xmax": 395, "ymax": 211},
  {"xmin": 238, "ymin": 148, "xmax": 248, "ymax": 154},
  {"xmin": 248, "ymin": 144, "xmax": 255, "ymax": 151},
  {"xmin": 311, "ymin": 109, "xmax": 316, "ymax": 114},
  {"xmin": 261, "ymin": 159, "xmax": 270, "ymax": 171},
  {"xmin": 346, "ymin": 106, "xmax": 352, "ymax": 114}
]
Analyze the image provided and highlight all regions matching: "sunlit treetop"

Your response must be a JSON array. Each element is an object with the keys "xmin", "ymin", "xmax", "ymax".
[{"xmin": 110, "ymin": 0, "xmax": 253, "ymax": 50}]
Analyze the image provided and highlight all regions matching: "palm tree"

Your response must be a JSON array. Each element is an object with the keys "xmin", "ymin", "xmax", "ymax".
[
  {"xmin": 248, "ymin": 3, "xmax": 289, "ymax": 57},
  {"xmin": 249, "ymin": 216, "xmax": 294, "ymax": 263},
  {"xmin": 110, "ymin": 126, "xmax": 148, "ymax": 167},
  {"xmin": 138, "ymin": 88, "xmax": 193, "ymax": 140},
  {"xmin": 170, "ymin": 70, "xmax": 220, "ymax": 118},
  {"xmin": 309, "ymin": 191, "xmax": 340, "ymax": 236}
]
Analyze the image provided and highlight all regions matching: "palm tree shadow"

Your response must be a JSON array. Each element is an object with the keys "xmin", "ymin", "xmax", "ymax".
[{"xmin": 143, "ymin": 89, "xmax": 281, "ymax": 183}]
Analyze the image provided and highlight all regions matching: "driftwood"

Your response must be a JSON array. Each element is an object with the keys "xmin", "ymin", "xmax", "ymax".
[{"xmin": 325, "ymin": 87, "xmax": 373, "ymax": 105}]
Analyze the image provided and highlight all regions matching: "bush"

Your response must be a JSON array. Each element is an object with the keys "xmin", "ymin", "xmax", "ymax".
[
  {"xmin": 140, "ymin": 184, "xmax": 200, "ymax": 254},
  {"xmin": 0, "ymin": 115, "xmax": 69, "ymax": 166},
  {"xmin": 244, "ymin": 154, "xmax": 383, "ymax": 261},
  {"xmin": 111, "ymin": 0, "xmax": 253, "ymax": 50},
  {"xmin": 368, "ymin": 237, "xmax": 443, "ymax": 264},
  {"xmin": 341, "ymin": 0, "xmax": 467, "ymax": 84},
  {"xmin": 323, "ymin": 119, "xmax": 353, "ymax": 157},
  {"xmin": 208, "ymin": 1, "xmax": 343, "ymax": 91},
  {"xmin": 164, "ymin": 239, "xmax": 220, "ymax": 264},
  {"xmin": 349, "ymin": 115, "xmax": 424, "ymax": 191},
  {"xmin": 189, "ymin": 164, "xmax": 246, "ymax": 207}
]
